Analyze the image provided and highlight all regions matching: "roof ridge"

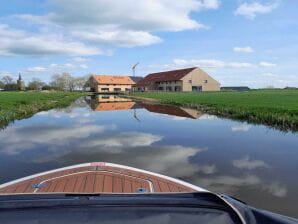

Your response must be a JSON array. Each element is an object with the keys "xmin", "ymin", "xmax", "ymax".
[{"xmin": 148, "ymin": 67, "xmax": 197, "ymax": 75}]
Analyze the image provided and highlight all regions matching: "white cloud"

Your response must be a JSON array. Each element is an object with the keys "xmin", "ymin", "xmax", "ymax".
[
  {"xmin": 72, "ymin": 57, "xmax": 90, "ymax": 63},
  {"xmin": 23, "ymin": 59, "xmax": 91, "ymax": 76},
  {"xmin": 200, "ymin": 174, "xmax": 261, "ymax": 187},
  {"xmin": 231, "ymin": 124, "xmax": 252, "ymax": 132},
  {"xmin": 174, "ymin": 58, "xmax": 255, "ymax": 69},
  {"xmin": 0, "ymin": 124, "xmax": 116, "ymax": 155},
  {"xmin": 0, "ymin": 24, "xmax": 101, "ymax": 56},
  {"xmin": 228, "ymin": 62, "xmax": 254, "ymax": 68},
  {"xmin": 73, "ymin": 29, "xmax": 162, "ymax": 47},
  {"xmin": 197, "ymin": 0, "xmax": 221, "ymax": 10},
  {"xmin": 124, "ymin": 145, "xmax": 207, "ymax": 178},
  {"xmin": 26, "ymin": 66, "xmax": 47, "ymax": 73},
  {"xmin": 235, "ymin": 1, "xmax": 279, "ymax": 20},
  {"xmin": 174, "ymin": 59, "xmax": 225, "ymax": 68},
  {"xmin": 264, "ymin": 183, "xmax": 287, "ymax": 197},
  {"xmin": 198, "ymin": 174, "xmax": 287, "ymax": 198},
  {"xmin": 47, "ymin": 0, "xmax": 215, "ymax": 31},
  {"xmin": 233, "ymin": 46, "xmax": 254, "ymax": 53},
  {"xmin": 259, "ymin": 61, "xmax": 277, "ymax": 67},
  {"xmin": 79, "ymin": 64, "xmax": 88, "ymax": 69},
  {"xmin": 2, "ymin": 0, "xmax": 220, "ymax": 55},
  {"xmin": 85, "ymin": 132, "xmax": 162, "ymax": 148},
  {"xmin": 232, "ymin": 156, "xmax": 269, "ymax": 170}
]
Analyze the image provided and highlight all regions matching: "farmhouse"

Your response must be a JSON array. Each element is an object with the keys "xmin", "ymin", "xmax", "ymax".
[
  {"xmin": 134, "ymin": 67, "xmax": 220, "ymax": 92},
  {"xmin": 85, "ymin": 75, "xmax": 136, "ymax": 93}
]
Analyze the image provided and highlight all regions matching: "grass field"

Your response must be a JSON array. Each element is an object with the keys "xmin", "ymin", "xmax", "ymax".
[
  {"xmin": 0, "ymin": 91, "xmax": 86, "ymax": 128},
  {"xmin": 130, "ymin": 90, "xmax": 298, "ymax": 132}
]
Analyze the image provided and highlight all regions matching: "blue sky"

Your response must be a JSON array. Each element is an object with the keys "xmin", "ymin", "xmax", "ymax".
[{"xmin": 0, "ymin": 0, "xmax": 297, "ymax": 88}]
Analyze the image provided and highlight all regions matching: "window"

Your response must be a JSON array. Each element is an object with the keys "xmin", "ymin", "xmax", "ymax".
[
  {"xmin": 101, "ymin": 88, "xmax": 109, "ymax": 92},
  {"xmin": 203, "ymin": 80, "xmax": 208, "ymax": 83},
  {"xmin": 188, "ymin": 80, "xmax": 192, "ymax": 83}
]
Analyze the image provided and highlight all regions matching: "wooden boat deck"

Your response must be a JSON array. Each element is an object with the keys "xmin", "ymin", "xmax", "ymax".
[{"xmin": 0, "ymin": 162, "xmax": 205, "ymax": 194}]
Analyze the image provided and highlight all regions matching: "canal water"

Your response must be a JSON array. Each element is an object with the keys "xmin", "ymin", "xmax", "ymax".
[{"xmin": 0, "ymin": 95, "xmax": 297, "ymax": 217}]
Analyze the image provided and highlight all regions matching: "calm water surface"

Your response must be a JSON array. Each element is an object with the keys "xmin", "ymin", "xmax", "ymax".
[{"xmin": 0, "ymin": 95, "xmax": 297, "ymax": 217}]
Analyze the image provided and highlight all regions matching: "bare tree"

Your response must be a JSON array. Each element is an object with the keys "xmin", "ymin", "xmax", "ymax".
[
  {"xmin": 74, "ymin": 76, "xmax": 88, "ymax": 91},
  {"xmin": 1, "ymin": 76, "xmax": 13, "ymax": 84},
  {"xmin": 50, "ymin": 74, "xmax": 68, "ymax": 90},
  {"xmin": 27, "ymin": 78, "xmax": 45, "ymax": 90},
  {"xmin": 0, "ymin": 81, "xmax": 4, "ymax": 89},
  {"xmin": 50, "ymin": 73, "xmax": 88, "ymax": 91}
]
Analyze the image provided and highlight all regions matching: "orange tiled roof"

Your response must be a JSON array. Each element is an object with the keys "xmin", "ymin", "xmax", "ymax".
[
  {"xmin": 95, "ymin": 102, "xmax": 136, "ymax": 111},
  {"xmin": 92, "ymin": 75, "xmax": 135, "ymax": 85}
]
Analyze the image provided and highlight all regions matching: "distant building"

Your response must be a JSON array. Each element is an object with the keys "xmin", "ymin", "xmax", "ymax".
[
  {"xmin": 134, "ymin": 67, "xmax": 220, "ymax": 92},
  {"xmin": 129, "ymin": 76, "xmax": 143, "ymax": 83},
  {"xmin": 17, "ymin": 73, "xmax": 25, "ymax": 91},
  {"xmin": 221, "ymin": 86, "xmax": 250, "ymax": 91},
  {"xmin": 85, "ymin": 75, "xmax": 136, "ymax": 93}
]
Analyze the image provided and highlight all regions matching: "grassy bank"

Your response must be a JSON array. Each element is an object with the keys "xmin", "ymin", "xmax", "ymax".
[
  {"xmin": 130, "ymin": 90, "xmax": 298, "ymax": 132},
  {"xmin": 0, "ymin": 91, "xmax": 87, "ymax": 128}
]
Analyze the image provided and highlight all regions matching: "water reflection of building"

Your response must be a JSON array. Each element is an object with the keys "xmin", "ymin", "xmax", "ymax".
[
  {"xmin": 137, "ymin": 102, "xmax": 202, "ymax": 119},
  {"xmin": 86, "ymin": 95, "xmax": 202, "ymax": 119},
  {"xmin": 86, "ymin": 95, "xmax": 137, "ymax": 111}
]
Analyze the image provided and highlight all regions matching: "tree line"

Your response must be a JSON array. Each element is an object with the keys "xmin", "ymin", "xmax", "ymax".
[{"xmin": 0, "ymin": 73, "xmax": 88, "ymax": 91}]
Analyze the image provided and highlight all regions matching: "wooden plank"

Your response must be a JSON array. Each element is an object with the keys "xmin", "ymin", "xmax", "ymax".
[
  {"xmin": 54, "ymin": 179, "xmax": 68, "ymax": 192},
  {"xmin": 113, "ymin": 177, "xmax": 123, "ymax": 193},
  {"xmin": 103, "ymin": 175, "xmax": 113, "ymax": 193},
  {"xmin": 73, "ymin": 175, "xmax": 86, "ymax": 193},
  {"xmin": 158, "ymin": 181, "xmax": 170, "ymax": 192},
  {"xmin": 84, "ymin": 174, "xmax": 95, "ymax": 193},
  {"xmin": 168, "ymin": 183, "xmax": 179, "ymax": 193},
  {"xmin": 47, "ymin": 180, "xmax": 60, "ymax": 192},
  {"xmin": 94, "ymin": 175, "xmax": 104, "ymax": 192},
  {"xmin": 123, "ymin": 179, "xmax": 132, "ymax": 193},
  {"xmin": 64, "ymin": 176, "xmax": 78, "ymax": 192},
  {"xmin": 0, "ymin": 165, "xmax": 197, "ymax": 194}
]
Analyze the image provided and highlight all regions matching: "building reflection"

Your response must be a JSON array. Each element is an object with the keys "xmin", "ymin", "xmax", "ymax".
[
  {"xmin": 85, "ymin": 95, "xmax": 138, "ymax": 111},
  {"xmin": 86, "ymin": 94, "xmax": 202, "ymax": 119},
  {"xmin": 137, "ymin": 102, "xmax": 202, "ymax": 119}
]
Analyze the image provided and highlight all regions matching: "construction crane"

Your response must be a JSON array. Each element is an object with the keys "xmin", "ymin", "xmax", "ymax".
[{"xmin": 132, "ymin": 62, "xmax": 139, "ymax": 77}]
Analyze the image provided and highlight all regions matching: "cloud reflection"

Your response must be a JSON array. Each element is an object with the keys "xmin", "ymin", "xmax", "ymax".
[{"xmin": 232, "ymin": 156, "xmax": 269, "ymax": 170}]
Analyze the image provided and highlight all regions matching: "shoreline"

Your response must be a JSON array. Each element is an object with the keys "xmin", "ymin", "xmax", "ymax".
[
  {"xmin": 0, "ymin": 91, "xmax": 88, "ymax": 129},
  {"xmin": 126, "ymin": 90, "xmax": 298, "ymax": 132}
]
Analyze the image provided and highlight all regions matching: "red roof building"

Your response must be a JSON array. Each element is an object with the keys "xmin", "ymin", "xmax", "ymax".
[{"xmin": 134, "ymin": 67, "xmax": 220, "ymax": 92}]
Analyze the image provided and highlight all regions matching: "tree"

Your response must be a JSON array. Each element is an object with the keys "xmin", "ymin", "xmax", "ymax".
[
  {"xmin": 64, "ymin": 73, "xmax": 75, "ymax": 91},
  {"xmin": 50, "ymin": 73, "xmax": 83, "ymax": 91},
  {"xmin": 0, "ymin": 81, "xmax": 4, "ymax": 89},
  {"xmin": 50, "ymin": 74, "xmax": 65, "ymax": 90},
  {"xmin": 74, "ymin": 76, "xmax": 88, "ymax": 91},
  {"xmin": 4, "ymin": 83, "xmax": 18, "ymax": 91},
  {"xmin": 1, "ymin": 76, "xmax": 13, "ymax": 85},
  {"xmin": 27, "ymin": 78, "xmax": 45, "ymax": 90}
]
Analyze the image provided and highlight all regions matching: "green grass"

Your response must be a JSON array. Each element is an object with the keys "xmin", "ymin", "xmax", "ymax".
[
  {"xmin": 0, "ymin": 91, "xmax": 87, "ymax": 128},
  {"xmin": 130, "ymin": 90, "xmax": 298, "ymax": 132}
]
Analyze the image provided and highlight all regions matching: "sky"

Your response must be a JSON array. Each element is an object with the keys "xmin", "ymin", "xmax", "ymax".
[{"xmin": 0, "ymin": 0, "xmax": 297, "ymax": 88}]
